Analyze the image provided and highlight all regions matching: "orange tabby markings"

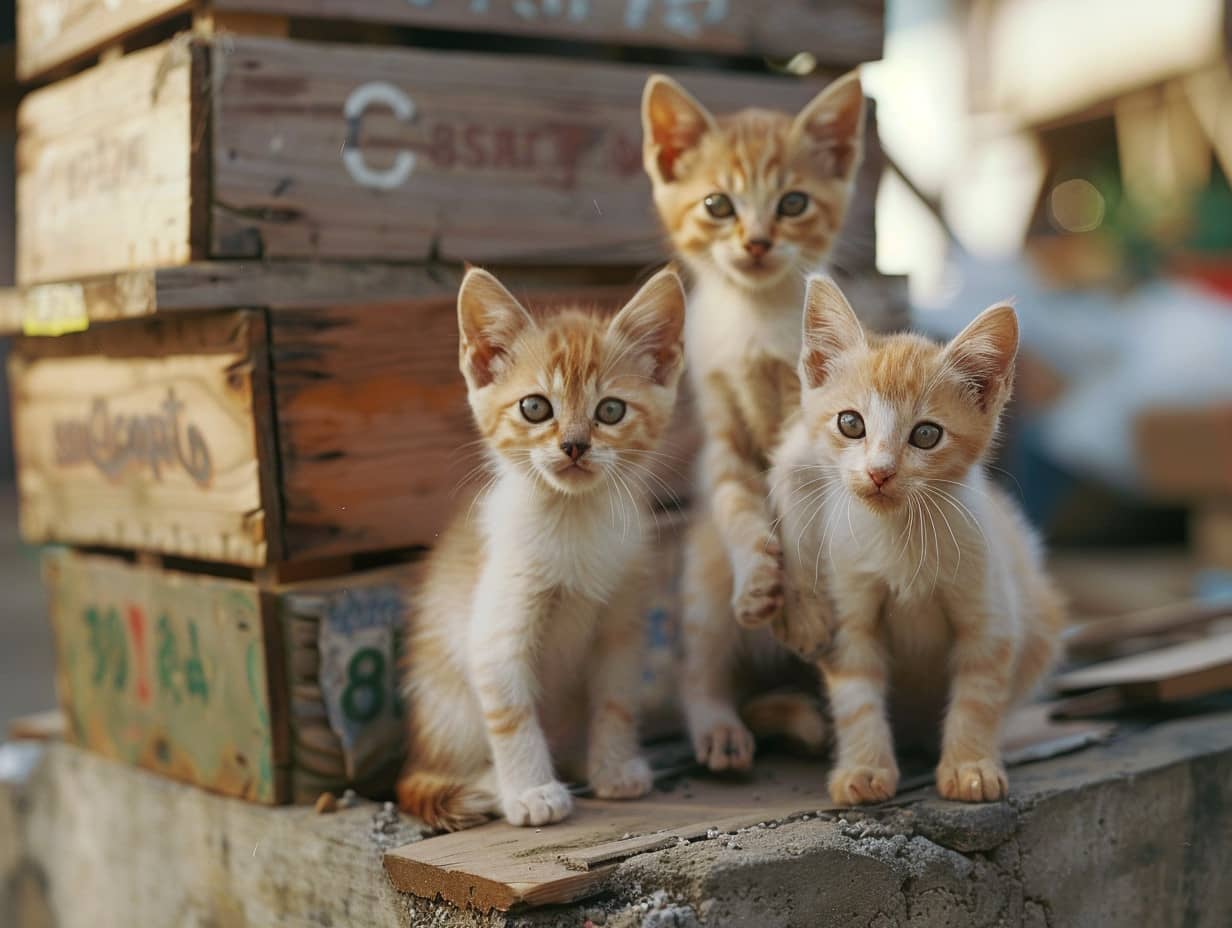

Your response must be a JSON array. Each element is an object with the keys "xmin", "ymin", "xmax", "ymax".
[
  {"xmin": 397, "ymin": 268, "xmax": 685, "ymax": 831},
  {"xmin": 771, "ymin": 276, "xmax": 1065, "ymax": 806},
  {"xmin": 641, "ymin": 71, "xmax": 868, "ymax": 773}
]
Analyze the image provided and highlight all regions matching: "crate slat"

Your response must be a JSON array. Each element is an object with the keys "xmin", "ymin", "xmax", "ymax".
[{"xmin": 18, "ymin": 0, "xmax": 884, "ymax": 82}]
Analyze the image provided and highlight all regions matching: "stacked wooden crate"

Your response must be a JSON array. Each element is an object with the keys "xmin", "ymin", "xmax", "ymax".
[{"xmin": 6, "ymin": 0, "xmax": 893, "ymax": 804}]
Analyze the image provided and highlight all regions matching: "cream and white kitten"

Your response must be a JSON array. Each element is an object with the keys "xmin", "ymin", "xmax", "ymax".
[{"xmin": 397, "ymin": 268, "xmax": 686, "ymax": 830}]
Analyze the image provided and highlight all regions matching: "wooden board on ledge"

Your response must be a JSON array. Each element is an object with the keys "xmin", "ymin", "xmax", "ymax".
[{"xmin": 382, "ymin": 706, "xmax": 1113, "ymax": 912}]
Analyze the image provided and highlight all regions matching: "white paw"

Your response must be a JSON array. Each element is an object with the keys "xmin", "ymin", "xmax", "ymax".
[
  {"xmin": 501, "ymin": 780, "xmax": 574, "ymax": 827},
  {"xmin": 591, "ymin": 755, "xmax": 653, "ymax": 800},
  {"xmin": 693, "ymin": 719, "xmax": 755, "ymax": 772}
]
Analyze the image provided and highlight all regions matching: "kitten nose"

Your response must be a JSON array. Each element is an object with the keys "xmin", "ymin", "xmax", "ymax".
[
  {"xmin": 867, "ymin": 465, "xmax": 896, "ymax": 488},
  {"xmin": 744, "ymin": 238, "xmax": 773, "ymax": 259},
  {"xmin": 560, "ymin": 440, "xmax": 590, "ymax": 462}
]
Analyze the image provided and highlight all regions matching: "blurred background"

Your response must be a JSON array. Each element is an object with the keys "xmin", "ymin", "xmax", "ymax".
[{"xmin": 0, "ymin": 0, "xmax": 1229, "ymax": 731}]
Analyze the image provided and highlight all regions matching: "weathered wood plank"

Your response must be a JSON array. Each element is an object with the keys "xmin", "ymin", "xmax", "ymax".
[
  {"xmin": 17, "ymin": 0, "xmax": 884, "ymax": 82},
  {"xmin": 16, "ymin": 38, "xmax": 206, "ymax": 284},
  {"xmin": 17, "ymin": 0, "xmax": 189, "ymax": 81},
  {"xmin": 0, "ymin": 262, "xmax": 645, "ymax": 334},
  {"xmin": 9, "ymin": 311, "xmax": 270, "ymax": 564},
  {"xmin": 18, "ymin": 33, "xmax": 841, "ymax": 282},
  {"xmin": 43, "ymin": 549, "xmax": 287, "ymax": 803},
  {"xmin": 209, "ymin": 36, "xmax": 821, "ymax": 267},
  {"xmin": 269, "ymin": 287, "xmax": 699, "ymax": 560}
]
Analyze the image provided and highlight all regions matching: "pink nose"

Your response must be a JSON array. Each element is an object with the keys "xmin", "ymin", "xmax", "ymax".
[
  {"xmin": 744, "ymin": 238, "xmax": 772, "ymax": 259},
  {"xmin": 867, "ymin": 467, "xmax": 895, "ymax": 488}
]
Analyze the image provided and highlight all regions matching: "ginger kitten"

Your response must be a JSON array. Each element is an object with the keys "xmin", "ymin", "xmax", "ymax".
[
  {"xmin": 771, "ymin": 276, "xmax": 1065, "ymax": 804},
  {"xmin": 397, "ymin": 268, "xmax": 686, "ymax": 831},
  {"xmin": 641, "ymin": 71, "xmax": 866, "ymax": 770}
]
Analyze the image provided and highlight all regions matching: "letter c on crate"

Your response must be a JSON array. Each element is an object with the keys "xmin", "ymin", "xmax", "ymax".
[{"xmin": 342, "ymin": 82, "xmax": 416, "ymax": 190}]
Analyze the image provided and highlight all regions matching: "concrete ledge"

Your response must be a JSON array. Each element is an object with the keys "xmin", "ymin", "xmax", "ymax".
[{"xmin": 2, "ymin": 709, "xmax": 1231, "ymax": 927}]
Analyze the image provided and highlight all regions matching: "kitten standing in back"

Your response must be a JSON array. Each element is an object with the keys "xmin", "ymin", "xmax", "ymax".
[
  {"xmin": 771, "ymin": 277, "xmax": 1065, "ymax": 803},
  {"xmin": 641, "ymin": 72, "xmax": 866, "ymax": 769},
  {"xmin": 397, "ymin": 268, "xmax": 686, "ymax": 830}
]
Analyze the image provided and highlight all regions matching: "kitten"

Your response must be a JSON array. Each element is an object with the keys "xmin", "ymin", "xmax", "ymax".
[
  {"xmin": 396, "ymin": 267, "xmax": 686, "ymax": 831},
  {"xmin": 641, "ymin": 71, "xmax": 866, "ymax": 770},
  {"xmin": 770, "ymin": 276, "xmax": 1065, "ymax": 804}
]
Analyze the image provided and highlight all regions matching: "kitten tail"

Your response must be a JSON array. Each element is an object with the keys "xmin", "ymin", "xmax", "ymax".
[{"xmin": 396, "ymin": 770, "xmax": 498, "ymax": 833}]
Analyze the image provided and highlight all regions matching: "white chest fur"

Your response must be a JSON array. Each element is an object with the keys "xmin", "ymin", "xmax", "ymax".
[
  {"xmin": 480, "ymin": 471, "xmax": 645, "ymax": 604},
  {"xmin": 684, "ymin": 276, "xmax": 805, "ymax": 384}
]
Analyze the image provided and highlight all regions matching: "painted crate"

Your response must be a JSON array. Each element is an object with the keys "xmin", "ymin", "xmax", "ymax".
[
  {"xmin": 9, "ymin": 280, "xmax": 701, "ymax": 565},
  {"xmin": 16, "ymin": 0, "xmax": 885, "ymax": 82},
  {"xmin": 44, "ymin": 512, "xmax": 688, "ymax": 803},
  {"xmin": 43, "ymin": 547, "xmax": 420, "ymax": 803},
  {"xmin": 15, "ymin": 32, "xmax": 834, "ymax": 285}
]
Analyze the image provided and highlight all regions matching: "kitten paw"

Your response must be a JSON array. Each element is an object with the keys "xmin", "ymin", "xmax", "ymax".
[
  {"xmin": 733, "ymin": 546, "xmax": 785, "ymax": 629},
  {"xmin": 828, "ymin": 764, "xmax": 899, "ymax": 805},
  {"xmin": 590, "ymin": 755, "xmax": 653, "ymax": 800},
  {"xmin": 771, "ymin": 595, "xmax": 832, "ymax": 661},
  {"xmin": 935, "ymin": 757, "xmax": 1008, "ymax": 802},
  {"xmin": 501, "ymin": 780, "xmax": 574, "ymax": 827},
  {"xmin": 694, "ymin": 720, "xmax": 756, "ymax": 772}
]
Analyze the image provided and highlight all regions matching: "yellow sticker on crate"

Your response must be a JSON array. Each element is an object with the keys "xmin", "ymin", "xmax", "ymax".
[{"xmin": 23, "ymin": 283, "xmax": 89, "ymax": 336}]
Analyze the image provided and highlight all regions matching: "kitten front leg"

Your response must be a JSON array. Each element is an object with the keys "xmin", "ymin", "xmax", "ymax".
[
  {"xmin": 769, "ymin": 482, "xmax": 835, "ymax": 661},
  {"xmin": 705, "ymin": 443, "xmax": 784, "ymax": 629},
  {"xmin": 935, "ymin": 604, "xmax": 1014, "ymax": 802},
  {"xmin": 469, "ymin": 580, "xmax": 573, "ymax": 827},
  {"xmin": 821, "ymin": 583, "xmax": 898, "ymax": 805},
  {"xmin": 586, "ymin": 584, "xmax": 653, "ymax": 800}
]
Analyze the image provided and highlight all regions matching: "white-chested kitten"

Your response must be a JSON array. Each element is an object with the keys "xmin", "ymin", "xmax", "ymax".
[
  {"xmin": 771, "ymin": 276, "xmax": 1065, "ymax": 804},
  {"xmin": 396, "ymin": 268, "xmax": 686, "ymax": 831}
]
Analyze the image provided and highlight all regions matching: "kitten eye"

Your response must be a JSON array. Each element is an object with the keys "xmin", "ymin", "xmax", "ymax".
[
  {"xmin": 777, "ymin": 191, "xmax": 809, "ymax": 217},
  {"xmin": 910, "ymin": 422, "xmax": 943, "ymax": 449},
  {"xmin": 595, "ymin": 397, "xmax": 626, "ymax": 425},
  {"xmin": 519, "ymin": 394, "xmax": 553, "ymax": 423},
  {"xmin": 703, "ymin": 193, "xmax": 735, "ymax": 219},
  {"xmin": 837, "ymin": 411, "xmax": 865, "ymax": 439}
]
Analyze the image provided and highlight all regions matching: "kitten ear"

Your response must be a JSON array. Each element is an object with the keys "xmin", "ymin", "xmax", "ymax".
[
  {"xmin": 944, "ymin": 303, "xmax": 1019, "ymax": 409},
  {"xmin": 800, "ymin": 274, "xmax": 865, "ymax": 389},
  {"xmin": 642, "ymin": 75, "xmax": 718, "ymax": 184},
  {"xmin": 610, "ymin": 268, "xmax": 686, "ymax": 387},
  {"xmin": 457, "ymin": 267, "xmax": 534, "ymax": 389},
  {"xmin": 789, "ymin": 70, "xmax": 865, "ymax": 181}
]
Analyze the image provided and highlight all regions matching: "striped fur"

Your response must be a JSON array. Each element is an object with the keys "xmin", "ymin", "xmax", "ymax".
[
  {"xmin": 641, "ymin": 72, "xmax": 867, "ymax": 772},
  {"xmin": 396, "ymin": 268, "xmax": 686, "ymax": 831},
  {"xmin": 770, "ymin": 277, "xmax": 1066, "ymax": 805}
]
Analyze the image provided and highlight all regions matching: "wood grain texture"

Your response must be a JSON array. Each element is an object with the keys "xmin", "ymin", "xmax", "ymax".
[
  {"xmin": 9, "ymin": 311, "xmax": 270, "ymax": 564},
  {"xmin": 17, "ymin": 0, "xmax": 883, "ymax": 81},
  {"xmin": 382, "ymin": 703, "xmax": 1107, "ymax": 913},
  {"xmin": 17, "ymin": 31, "xmax": 868, "ymax": 280},
  {"xmin": 43, "ymin": 548, "xmax": 286, "ymax": 803},
  {"xmin": 268, "ymin": 286, "xmax": 698, "ymax": 560},
  {"xmin": 0, "ymin": 262, "xmax": 646, "ymax": 334},
  {"xmin": 17, "ymin": 0, "xmax": 190, "ymax": 80},
  {"xmin": 210, "ymin": 36, "xmax": 820, "ymax": 266},
  {"xmin": 16, "ymin": 38, "xmax": 205, "ymax": 284}
]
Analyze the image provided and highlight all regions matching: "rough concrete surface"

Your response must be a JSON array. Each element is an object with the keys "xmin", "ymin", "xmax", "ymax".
[{"xmin": 2, "ymin": 709, "xmax": 1231, "ymax": 928}]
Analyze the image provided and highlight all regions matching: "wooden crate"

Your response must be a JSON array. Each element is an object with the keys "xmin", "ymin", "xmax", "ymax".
[
  {"xmin": 9, "ymin": 281, "xmax": 702, "ymax": 565},
  {"xmin": 43, "ymin": 546, "xmax": 422, "ymax": 803},
  {"xmin": 43, "ymin": 511, "xmax": 689, "ymax": 804},
  {"xmin": 16, "ymin": 0, "xmax": 885, "ymax": 83},
  {"xmin": 15, "ymin": 32, "xmax": 833, "ymax": 285}
]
